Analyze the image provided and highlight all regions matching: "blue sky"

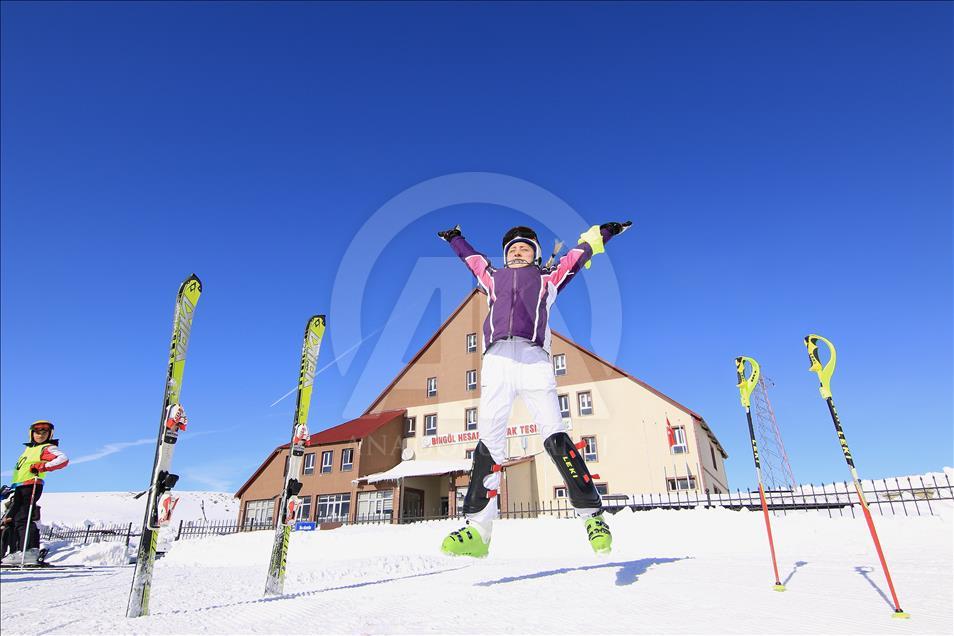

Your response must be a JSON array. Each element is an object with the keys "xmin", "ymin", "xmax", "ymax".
[{"xmin": 2, "ymin": 2, "xmax": 951, "ymax": 495}]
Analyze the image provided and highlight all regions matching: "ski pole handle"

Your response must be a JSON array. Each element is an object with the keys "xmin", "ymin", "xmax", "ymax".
[
  {"xmin": 735, "ymin": 356, "xmax": 760, "ymax": 409},
  {"xmin": 804, "ymin": 334, "xmax": 836, "ymax": 399}
]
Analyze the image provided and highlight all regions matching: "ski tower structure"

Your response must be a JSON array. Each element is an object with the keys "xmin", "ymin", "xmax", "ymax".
[
  {"xmin": 750, "ymin": 373, "xmax": 796, "ymax": 492},
  {"xmin": 127, "ymin": 274, "xmax": 202, "ymax": 618},
  {"xmin": 264, "ymin": 315, "xmax": 326, "ymax": 597},
  {"xmin": 735, "ymin": 356, "xmax": 785, "ymax": 592}
]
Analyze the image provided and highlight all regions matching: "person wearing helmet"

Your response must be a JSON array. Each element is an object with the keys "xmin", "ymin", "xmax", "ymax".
[
  {"xmin": 1, "ymin": 420, "xmax": 69, "ymax": 565},
  {"xmin": 437, "ymin": 220, "xmax": 631, "ymax": 557}
]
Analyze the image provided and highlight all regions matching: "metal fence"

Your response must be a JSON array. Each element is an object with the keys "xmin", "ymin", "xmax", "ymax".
[
  {"xmin": 41, "ymin": 473, "xmax": 953, "ymax": 544},
  {"xmin": 393, "ymin": 473, "xmax": 954, "ymax": 524},
  {"xmin": 175, "ymin": 518, "xmax": 274, "ymax": 540},
  {"xmin": 43, "ymin": 522, "xmax": 137, "ymax": 546}
]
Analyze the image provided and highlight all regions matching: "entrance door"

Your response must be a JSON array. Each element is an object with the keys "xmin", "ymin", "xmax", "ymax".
[{"xmin": 402, "ymin": 488, "xmax": 424, "ymax": 521}]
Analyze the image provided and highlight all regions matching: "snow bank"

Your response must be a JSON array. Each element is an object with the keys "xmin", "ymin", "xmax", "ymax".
[
  {"xmin": 41, "ymin": 539, "xmax": 132, "ymax": 567},
  {"xmin": 35, "ymin": 491, "xmax": 238, "ymax": 526}
]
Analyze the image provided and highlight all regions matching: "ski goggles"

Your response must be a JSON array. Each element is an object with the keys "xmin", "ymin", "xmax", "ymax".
[{"xmin": 30, "ymin": 422, "xmax": 53, "ymax": 433}]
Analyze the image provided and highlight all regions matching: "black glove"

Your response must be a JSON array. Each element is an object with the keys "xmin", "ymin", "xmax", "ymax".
[
  {"xmin": 437, "ymin": 225, "xmax": 462, "ymax": 242},
  {"xmin": 600, "ymin": 221, "xmax": 632, "ymax": 236}
]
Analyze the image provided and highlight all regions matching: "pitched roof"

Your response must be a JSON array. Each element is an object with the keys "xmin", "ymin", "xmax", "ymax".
[
  {"xmin": 362, "ymin": 288, "xmax": 727, "ymax": 458},
  {"xmin": 233, "ymin": 409, "xmax": 406, "ymax": 499},
  {"xmin": 300, "ymin": 409, "xmax": 406, "ymax": 447}
]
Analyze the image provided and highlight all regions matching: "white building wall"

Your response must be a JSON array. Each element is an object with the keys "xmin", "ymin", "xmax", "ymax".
[{"xmin": 401, "ymin": 376, "xmax": 729, "ymax": 503}]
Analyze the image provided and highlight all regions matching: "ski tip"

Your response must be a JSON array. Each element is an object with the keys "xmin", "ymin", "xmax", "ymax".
[
  {"xmin": 773, "ymin": 584, "xmax": 786, "ymax": 592},
  {"xmin": 309, "ymin": 315, "xmax": 326, "ymax": 328},
  {"xmin": 891, "ymin": 610, "xmax": 911, "ymax": 619},
  {"xmin": 181, "ymin": 273, "xmax": 203, "ymax": 293}
]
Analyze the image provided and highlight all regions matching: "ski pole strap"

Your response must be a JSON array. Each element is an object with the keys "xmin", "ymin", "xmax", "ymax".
[
  {"xmin": 735, "ymin": 356, "xmax": 760, "ymax": 409},
  {"xmin": 804, "ymin": 334, "xmax": 836, "ymax": 399}
]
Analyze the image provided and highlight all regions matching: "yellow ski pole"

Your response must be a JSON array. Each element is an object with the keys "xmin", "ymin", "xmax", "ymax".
[
  {"xmin": 804, "ymin": 334, "xmax": 909, "ymax": 619},
  {"xmin": 735, "ymin": 356, "xmax": 785, "ymax": 591}
]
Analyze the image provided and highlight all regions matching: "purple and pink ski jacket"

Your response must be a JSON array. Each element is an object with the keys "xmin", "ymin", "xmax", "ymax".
[{"xmin": 448, "ymin": 228, "xmax": 615, "ymax": 355}]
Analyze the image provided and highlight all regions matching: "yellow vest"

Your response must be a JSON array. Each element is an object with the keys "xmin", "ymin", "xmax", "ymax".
[{"xmin": 12, "ymin": 444, "xmax": 50, "ymax": 484}]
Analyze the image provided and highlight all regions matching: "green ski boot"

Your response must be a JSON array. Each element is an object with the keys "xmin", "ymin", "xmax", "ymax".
[
  {"xmin": 585, "ymin": 514, "xmax": 612, "ymax": 554},
  {"xmin": 441, "ymin": 524, "xmax": 490, "ymax": 558}
]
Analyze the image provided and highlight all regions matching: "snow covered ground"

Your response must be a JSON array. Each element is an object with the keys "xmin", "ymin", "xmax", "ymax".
[{"xmin": 2, "ymin": 499, "xmax": 951, "ymax": 634}]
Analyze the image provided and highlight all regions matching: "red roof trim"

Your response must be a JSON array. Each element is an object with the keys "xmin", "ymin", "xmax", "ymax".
[{"xmin": 234, "ymin": 409, "xmax": 406, "ymax": 499}]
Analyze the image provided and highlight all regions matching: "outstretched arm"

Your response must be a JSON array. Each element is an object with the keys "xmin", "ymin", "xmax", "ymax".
[
  {"xmin": 438, "ymin": 226, "xmax": 495, "ymax": 295},
  {"xmin": 34, "ymin": 445, "xmax": 69, "ymax": 474},
  {"xmin": 546, "ymin": 221, "xmax": 631, "ymax": 293}
]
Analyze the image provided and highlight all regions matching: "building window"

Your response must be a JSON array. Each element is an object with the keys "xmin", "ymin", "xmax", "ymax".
[
  {"xmin": 245, "ymin": 499, "xmax": 274, "ymax": 525},
  {"xmin": 558, "ymin": 394, "xmax": 570, "ymax": 419},
  {"xmin": 426, "ymin": 377, "xmax": 437, "ymax": 397},
  {"xmin": 303, "ymin": 453, "xmax": 316, "ymax": 475},
  {"xmin": 710, "ymin": 445, "xmax": 717, "ymax": 468},
  {"xmin": 582, "ymin": 436, "xmax": 598, "ymax": 462},
  {"xmin": 316, "ymin": 493, "xmax": 351, "ymax": 522},
  {"xmin": 465, "ymin": 448, "xmax": 475, "ymax": 460},
  {"xmin": 578, "ymin": 391, "xmax": 593, "ymax": 416},
  {"xmin": 466, "ymin": 333, "xmax": 477, "ymax": 353},
  {"xmin": 321, "ymin": 450, "xmax": 333, "ymax": 473},
  {"xmin": 553, "ymin": 353, "xmax": 567, "ymax": 376},
  {"xmin": 595, "ymin": 483, "xmax": 609, "ymax": 496},
  {"xmin": 424, "ymin": 414, "xmax": 437, "ymax": 436},
  {"xmin": 667, "ymin": 476, "xmax": 697, "ymax": 491},
  {"xmin": 341, "ymin": 448, "xmax": 354, "ymax": 471},
  {"xmin": 671, "ymin": 426, "xmax": 688, "ymax": 454},
  {"xmin": 356, "ymin": 490, "xmax": 393, "ymax": 522},
  {"xmin": 466, "ymin": 369, "xmax": 477, "ymax": 391},
  {"xmin": 404, "ymin": 416, "xmax": 416, "ymax": 437},
  {"xmin": 298, "ymin": 495, "xmax": 312, "ymax": 521},
  {"xmin": 465, "ymin": 408, "xmax": 478, "ymax": 431},
  {"xmin": 554, "ymin": 486, "xmax": 567, "ymax": 499}
]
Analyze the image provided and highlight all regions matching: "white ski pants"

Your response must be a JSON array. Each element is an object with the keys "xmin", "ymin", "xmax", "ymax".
[{"xmin": 467, "ymin": 337, "xmax": 570, "ymax": 532}]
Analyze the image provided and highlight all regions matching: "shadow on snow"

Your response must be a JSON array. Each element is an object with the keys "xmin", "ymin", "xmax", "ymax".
[
  {"xmin": 854, "ymin": 565, "xmax": 895, "ymax": 610},
  {"xmin": 474, "ymin": 557, "xmax": 688, "ymax": 587}
]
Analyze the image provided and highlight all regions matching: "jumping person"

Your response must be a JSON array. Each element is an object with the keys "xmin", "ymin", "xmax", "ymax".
[
  {"xmin": 437, "ymin": 221, "xmax": 631, "ymax": 557},
  {"xmin": 1, "ymin": 420, "xmax": 69, "ymax": 565}
]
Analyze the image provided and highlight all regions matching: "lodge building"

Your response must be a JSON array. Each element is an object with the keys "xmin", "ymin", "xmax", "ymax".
[{"xmin": 235, "ymin": 290, "xmax": 729, "ymax": 526}]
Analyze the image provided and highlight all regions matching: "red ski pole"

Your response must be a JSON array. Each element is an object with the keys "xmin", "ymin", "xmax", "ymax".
[
  {"xmin": 735, "ymin": 356, "xmax": 785, "ymax": 591},
  {"xmin": 805, "ymin": 335, "xmax": 909, "ymax": 619}
]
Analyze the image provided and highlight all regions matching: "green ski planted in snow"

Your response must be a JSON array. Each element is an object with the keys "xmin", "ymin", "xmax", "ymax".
[
  {"xmin": 264, "ymin": 315, "xmax": 326, "ymax": 597},
  {"xmin": 127, "ymin": 274, "xmax": 203, "ymax": 618}
]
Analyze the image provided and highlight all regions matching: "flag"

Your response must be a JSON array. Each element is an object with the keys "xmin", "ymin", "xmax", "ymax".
[{"xmin": 666, "ymin": 418, "xmax": 676, "ymax": 448}]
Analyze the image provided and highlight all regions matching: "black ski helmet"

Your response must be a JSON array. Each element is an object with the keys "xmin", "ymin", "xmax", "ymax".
[{"xmin": 501, "ymin": 226, "xmax": 542, "ymax": 266}]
